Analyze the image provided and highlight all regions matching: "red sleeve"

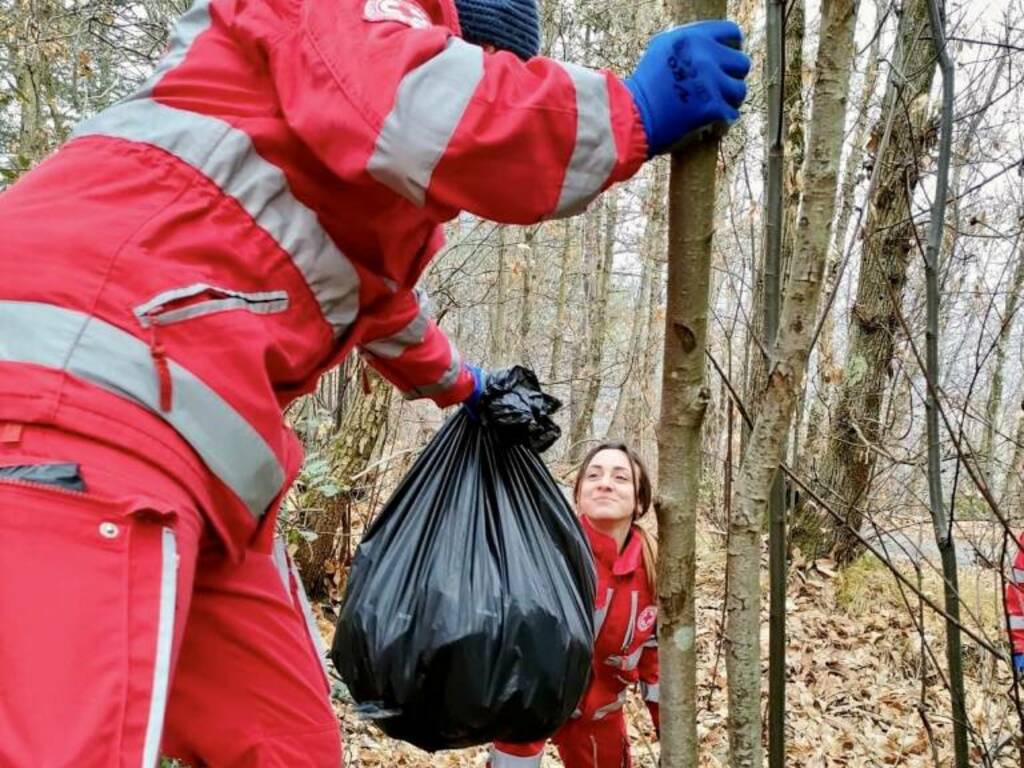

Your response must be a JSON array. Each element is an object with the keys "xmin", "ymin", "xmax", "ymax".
[
  {"xmin": 243, "ymin": 0, "xmax": 647, "ymax": 223},
  {"xmin": 1007, "ymin": 535, "xmax": 1024, "ymax": 653},
  {"xmin": 356, "ymin": 287, "xmax": 473, "ymax": 407}
]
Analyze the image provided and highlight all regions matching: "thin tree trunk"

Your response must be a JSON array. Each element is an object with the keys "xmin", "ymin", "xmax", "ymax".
[
  {"xmin": 801, "ymin": 12, "xmax": 881, "ymax": 466},
  {"xmin": 568, "ymin": 190, "xmax": 618, "ymax": 463},
  {"xmin": 609, "ymin": 172, "xmax": 665, "ymax": 438},
  {"xmin": 519, "ymin": 226, "xmax": 536, "ymax": 368},
  {"xmin": 790, "ymin": 0, "xmax": 935, "ymax": 562},
  {"xmin": 763, "ymin": 0, "xmax": 787, "ymax": 758},
  {"xmin": 920, "ymin": 3, "xmax": 967, "ymax": 760},
  {"xmin": 727, "ymin": 0, "xmax": 859, "ymax": 763},
  {"xmin": 490, "ymin": 228, "xmax": 508, "ymax": 364},
  {"xmin": 549, "ymin": 219, "xmax": 574, "ymax": 382},
  {"xmin": 980, "ymin": 228, "xmax": 1024, "ymax": 482},
  {"xmin": 655, "ymin": 0, "xmax": 724, "ymax": 763}
]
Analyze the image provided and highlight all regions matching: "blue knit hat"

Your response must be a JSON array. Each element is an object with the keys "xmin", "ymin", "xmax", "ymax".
[{"xmin": 454, "ymin": 0, "xmax": 540, "ymax": 60}]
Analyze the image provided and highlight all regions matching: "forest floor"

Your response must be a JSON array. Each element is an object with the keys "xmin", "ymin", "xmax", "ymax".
[{"xmin": 315, "ymin": 526, "xmax": 1024, "ymax": 767}]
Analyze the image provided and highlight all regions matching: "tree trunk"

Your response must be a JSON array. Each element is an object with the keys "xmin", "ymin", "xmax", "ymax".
[
  {"xmin": 568, "ymin": 190, "xmax": 618, "ymax": 463},
  {"xmin": 549, "ymin": 219, "xmax": 574, "ymax": 383},
  {"xmin": 490, "ymin": 227, "xmax": 508, "ymax": 364},
  {"xmin": 790, "ymin": 0, "xmax": 935, "ymax": 563},
  {"xmin": 294, "ymin": 367, "xmax": 393, "ymax": 597},
  {"xmin": 608, "ymin": 171, "xmax": 665, "ymax": 439},
  {"xmin": 655, "ymin": 0, "xmax": 725, "ymax": 759},
  {"xmin": 801, "ymin": 15, "xmax": 881, "ymax": 466},
  {"xmin": 982, "ymin": 229, "xmax": 1024, "ymax": 482},
  {"xmin": 518, "ymin": 226, "xmax": 537, "ymax": 368},
  {"xmin": 727, "ymin": 0, "xmax": 859, "ymax": 762}
]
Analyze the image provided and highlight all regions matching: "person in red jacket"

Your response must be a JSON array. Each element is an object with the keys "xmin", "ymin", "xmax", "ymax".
[
  {"xmin": 491, "ymin": 441, "xmax": 659, "ymax": 767},
  {"xmin": 0, "ymin": 0, "xmax": 747, "ymax": 762},
  {"xmin": 1004, "ymin": 535, "xmax": 1024, "ymax": 676}
]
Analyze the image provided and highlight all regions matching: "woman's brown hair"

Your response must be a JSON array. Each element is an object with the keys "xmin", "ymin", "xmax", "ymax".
[{"xmin": 573, "ymin": 441, "xmax": 658, "ymax": 594}]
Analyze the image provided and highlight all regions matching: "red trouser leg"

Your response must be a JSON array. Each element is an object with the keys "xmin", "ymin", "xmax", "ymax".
[
  {"xmin": 0, "ymin": 424, "xmax": 203, "ymax": 768},
  {"xmin": 161, "ymin": 537, "xmax": 341, "ymax": 767},
  {"xmin": 553, "ymin": 713, "xmax": 631, "ymax": 768}
]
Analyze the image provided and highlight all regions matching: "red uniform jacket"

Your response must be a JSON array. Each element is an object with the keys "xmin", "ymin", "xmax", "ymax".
[
  {"xmin": 579, "ymin": 516, "xmax": 659, "ymax": 729},
  {"xmin": 1006, "ymin": 534, "xmax": 1024, "ymax": 653},
  {"xmin": 0, "ymin": 0, "xmax": 647, "ymax": 555}
]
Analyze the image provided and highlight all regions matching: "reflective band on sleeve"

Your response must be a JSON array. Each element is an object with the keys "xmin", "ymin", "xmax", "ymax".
[
  {"xmin": 1010, "ymin": 616, "xmax": 1024, "ymax": 630},
  {"xmin": 1014, "ymin": 568, "xmax": 1024, "ymax": 584},
  {"xmin": 640, "ymin": 681, "xmax": 659, "ymax": 704},
  {"xmin": 142, "ymin": 527, "xmax": 178, "ymax": 768},
  {"xmin": 399, "ymin": 336, "xmax": 462, "ymax": 399},
  {"xmin": 551, "ymin": 62, "xmax": 617, "ymax": 219},
  {"xmin": 360, "ymin": 293, "xmax": 431, "ymax": 359},
  {"xmin": 73, "ymin": 99, "xmax": 360, "ymax": 337},
  {"xmin": 0, "ymin": 301, "xmax": 285, "ymax": 518},
  {"xmin": 489, "ymin": 747, "xmax": 544, "ymax": 767},
  {"xmin": 367, "ymin": 38, "xmax": 484, "ymax": 206}
]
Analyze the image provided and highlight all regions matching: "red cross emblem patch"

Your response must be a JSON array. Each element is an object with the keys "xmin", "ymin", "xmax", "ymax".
[{"xmin": 637, "ymin": 606, "xmax": 657, "ymax": 633}]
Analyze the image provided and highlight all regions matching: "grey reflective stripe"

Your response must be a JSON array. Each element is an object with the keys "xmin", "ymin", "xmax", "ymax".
[
  {"xmin": 272, "ymin": 537, "xmax": 292, "ymax": 598},
  {"xmin": 0, "ymin": 301, "xmax": 284, "ymax": 518},
  {"xmin": 361, "ymin": 295, "xmax": 430, "ymax": 359},
  {"xmin": 73, "ymin": 99, "xmax": 360, "ymax": 336},
  {"xmin": 142, "ymin": 528, "xmax": 178, "ymax": 768},
  {"xmin": 367, "ymin": 38, "xmax": 484, "ymax": 206},
  {"xmin": 489, "ymin": 747, "xmax": 543, "ymax": 767},
  {"xmin": 594, "ymin": 587, "xmax": 614, "ymax": 637},
  {"xmin": 621, "ymin": 590, "xmax": 639, "ymax": 650},
  {"xmin": 401, "ymin": 337, "xmax": 462, "ymax": 399},
  {"xmin": 551, "ymin": 62, "xmax": 617, "ymax": 219},
  {"xmin": 135, "ymin": 284, "xmax": 289, "ymax": 327},
  {"xmin": 640, "ymin": 681, "xmax": 659, "ymax": 704},
  {"xmin": 1014, "ymin": 568, "xmax": 1024, "ymax": 584},
  {"xmin": 291, "ymin": 559, "xmax": 331, "ymax": 679},
  {"xmin": 1011, "ymin": 616, "xmax": 1024, "ymax": 630},
  {"xmin": 592, "ymin": 690, "xmax": 627, "ymax": 720}
]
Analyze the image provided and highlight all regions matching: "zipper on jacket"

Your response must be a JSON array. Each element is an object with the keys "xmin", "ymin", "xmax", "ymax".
[
  {"xmin": 134, "ymin": 284, "xmax": 289, "ymax": 329},
  {"xmin": 148, "ymin": 323, "xmax": 173, "ymax": 413},
  {"xmin": 0, "ymin": 475, "xmax": 87, "ymax": 497}
]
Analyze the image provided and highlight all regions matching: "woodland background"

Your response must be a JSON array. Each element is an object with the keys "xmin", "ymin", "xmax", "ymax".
[{"xmin": 3, "ymin": 0, "xmax": 1024, "ymax": 763}]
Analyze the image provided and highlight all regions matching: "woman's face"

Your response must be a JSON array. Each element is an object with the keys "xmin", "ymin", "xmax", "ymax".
[{"xmin": 577, "ymin": 448, "xmax": 637, "ymax": 526}]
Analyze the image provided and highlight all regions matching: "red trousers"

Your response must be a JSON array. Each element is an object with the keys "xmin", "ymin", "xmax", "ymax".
[
  {"xmin": 0, "ymin": 423, "xmax": 341, "ymax": 767},
  {"xmin": 491, "ymin": 712, "xmax": 631, "ymax": 768}
]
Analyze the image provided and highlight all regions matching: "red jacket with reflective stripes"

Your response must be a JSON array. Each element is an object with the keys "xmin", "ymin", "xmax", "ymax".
[
  {"xmin": 1006, "ymin": 535, "xmax": 1024, "ymax": 652},
  {"xmin": 580, "ymin": 516, "xmax": 659, "ymax": 728},
  {"xmin": 0, "ymin": 0, "xmax": 646, "ymax": 553}
]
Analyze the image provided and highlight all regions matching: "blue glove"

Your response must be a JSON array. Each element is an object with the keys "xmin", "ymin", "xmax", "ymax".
[
  {"xmin": 624, "ymin": 20, "xmax": 751, "ymax": 157},
  {"xmin": 1014, "ymin": 652, "xmax": 1024, "ymax": 676},
  {"xmin": 463, "ymin": 364, "xmax": 487, "ymax": 419}
]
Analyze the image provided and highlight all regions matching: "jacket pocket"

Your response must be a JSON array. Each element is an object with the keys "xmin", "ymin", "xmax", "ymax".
[{"xmin": 133, "ymin": 283, "xmax": 289, "ymax": 327}]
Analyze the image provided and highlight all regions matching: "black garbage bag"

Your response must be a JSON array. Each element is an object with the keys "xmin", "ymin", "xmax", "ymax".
[{"xmin": 331, "ymin": 367, "xmax": 595, "ymax": 752}]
